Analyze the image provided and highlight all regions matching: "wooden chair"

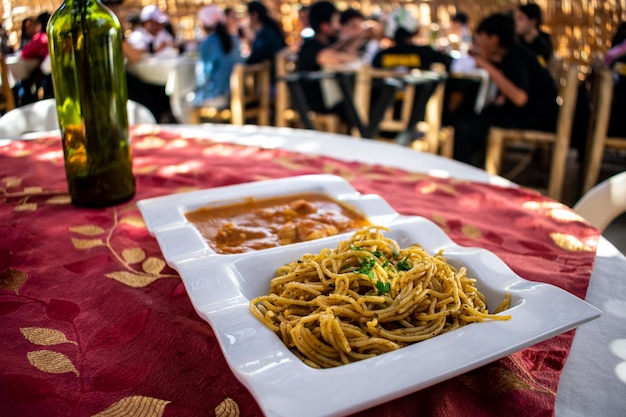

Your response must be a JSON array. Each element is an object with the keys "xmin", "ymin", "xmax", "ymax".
[
  {"xmin": 0, "ymin": 53, "xmax": 16, "ymax": 113},
  {"xmin": 484, "ymin": 65, "xmax": 579, "ymax": 201},
  {"xmin": 353, "ymin": 64, "xmax": 452, "ymax": 156},
  {"xmin": 274, "ymin": 48, "xmax": 343, "ymax": 133},
  {"xmin": 581, "ymin": 67, "xmax": 626, "ymax": 193},
  {"xmin": 190, "ymin": 61, "xmax": 270, "ymax": 126}
]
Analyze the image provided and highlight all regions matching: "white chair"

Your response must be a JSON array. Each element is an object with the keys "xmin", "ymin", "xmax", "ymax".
[
  {"xmin": 0, "ymin": 98, "xmax": 156, "ymax": 139},
  {"xmin": 573, "ymin": 171, "xmax": 626, "ymax": 231}
]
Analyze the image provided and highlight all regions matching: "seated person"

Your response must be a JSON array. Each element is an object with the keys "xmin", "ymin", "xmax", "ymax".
[
  {"xmin": 19, "ymin": 16, "xmax": 38, "ymax": 50},
  {"xmin": 296, "ymin": 1, "xmax": 364, "ymax": 117},
  {"xmin": 193, "ymin": 5, "xmax": 243, "ymax": 110},
  {"xmin": 127, "ymin": 5, "xmax": 174, "ymax": 55},
  {"xmin": 513, "ymin": 3, "xmax": 553, "ymax": 66},
  {"xmin": 605, "ymin": 22, "xmax": 626, "ymax": 138},
  {"xmin": 246, "ymin": 1, "xmax": 286, "ymax": 82},
  {"xmin": 16, "ymin": 12, "xmax": 52, "ymax": 105},
  {"xmin": 372, "ymin": 7, "xmax": 451, "ymax": 71},
  {"xmin": 451, "ymin": 13, "xmax": 558, "ymax": 166},
  {"xmin": 116, "ymin": 4, "xmax": 176, "ymax": 122}
]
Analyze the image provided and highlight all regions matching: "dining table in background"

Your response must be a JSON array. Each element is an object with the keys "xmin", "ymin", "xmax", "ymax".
[
  {"xmin": 284, "ymin": 68, "xmax": 444, "ymax": 144},
  {"xmin": 4, "ymin": 53, "xmax": 40, "ymax": 88},
  {"xmin": 1, "ymin": 124, "xmax": 625, "ymax": 417},
  {"xmin": 126, "ymin": 54, "xmax": 197, "ymax": 123}
]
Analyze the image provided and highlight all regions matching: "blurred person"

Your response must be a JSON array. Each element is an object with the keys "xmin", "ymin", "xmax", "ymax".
[
  {"xmin": 127, "ymin": 13, "xmax": 141, "ymax": 31},
  {"xmin": 450, "ymin": 12, "xmax": 472, "ymax": 44},
  {"xmin": 298, "ymin": 5, "xmax": 314, "ymax": 40},
  {"xmin": 224, "ymin": 7, "xmax": 242, "ymax": 36},
  {"xmin": 127, "ymin": 5, "xmax": 174, "ymax": 54},
  {"xmin": 451, "ymin": 13, "xmax": 558, "ymax": 166},
  {"xmin": 605, "ymin": 22, "xmax": 626, "ymax": 138},
  {"xmin": 0, "ymin": 24, "xmax": 11, "ymax": 54},
  {"xmin": 296, "ymin": 1, "xmax": 362, "ymax": 118},
  {"xmin": 193, "ymin": 5, "xmax": 243, "ymax": 109},
  {"xmin": 104, "ymin": 0, "xmax": 174, "ymax": 122},
  {"xmin": 373, "ymin": 7, "xmax": 451, "ymax": 71},
  {"xmin": 514, "ymin": 3, "xmax": 552, "ymax": 66},
  {"xmin": 339, "ymin": 8, "xmax": 379, "ymax": 62},
  {"xmin": 246, "ymin": 0, "xmax": 286, "ymax": 79},
  {"xmin": 16, "ymin": 12, "xmax": 52, "ymax": 105},
  {"xmin": 20, "ymin": 12, "xmax": 49, "ymax": 61},
  {"xmin": 19, "ymin": 16, "xmax": 38, "ymax": 50}
]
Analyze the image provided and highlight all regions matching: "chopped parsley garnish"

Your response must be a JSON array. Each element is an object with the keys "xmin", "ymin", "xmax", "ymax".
[
  {"xmin": 350, "ymin": 245, "xmax": 363, "ymax": 251},
  {"xmin": 372, "ymin": 250, "xmax": 384, "ymax": 258},
  {"xmin": 376, "ymin": 280, "xmax": 391, "ymax": 294},
  {"xmin": 356, "ymin": 257, "xmax": 376, "ymax": 279},
  {"xmin": 397, "ymin": 256, "xmax": 411, "ymax": 271}
]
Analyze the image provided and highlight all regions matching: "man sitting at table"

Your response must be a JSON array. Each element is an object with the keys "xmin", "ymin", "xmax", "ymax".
[
  {"xmin": 296, "ymin": 1, "xmax": 365, "ymax": 119},
  {"xmin": 127, "ymin": 5, "xmax": 174, "ymax": 55},
  {"xmin": 451, "ymin": 13, "xmax": 558, "ymax": 166},
  {"xmin": 372, "ymin": 7, "xmax": 451, "ymax": 72},
  {"xmin": 513, "ymin": 3, "xmax": 553, "ymax": 66}
]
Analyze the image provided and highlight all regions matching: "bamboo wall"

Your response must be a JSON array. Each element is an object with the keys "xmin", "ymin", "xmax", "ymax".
[{"xmin": 2, "ymin": 0, "xmax": 625, "ymax": 69}]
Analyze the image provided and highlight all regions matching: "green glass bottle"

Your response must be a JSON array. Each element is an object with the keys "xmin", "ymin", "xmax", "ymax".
[{"xmin": 47, "ymin": 0, "xmax": 135, "ymax": 207}]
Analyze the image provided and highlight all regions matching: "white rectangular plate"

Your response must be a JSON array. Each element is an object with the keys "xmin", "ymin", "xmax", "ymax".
[{"xmin": 138, "ymin": 174, "xmax": 601, "ymax": 417}]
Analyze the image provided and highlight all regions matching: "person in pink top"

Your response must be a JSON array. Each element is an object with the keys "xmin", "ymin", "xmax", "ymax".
[
  {"xmin": 15, "ymin": 12, "xmax": 53, "ymax": 105},
  {"xmin": 20, "ymin": 12, "xmax": 50, "ymax": 61}
]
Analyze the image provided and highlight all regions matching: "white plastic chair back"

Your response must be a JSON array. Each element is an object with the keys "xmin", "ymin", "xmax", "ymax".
[
  {"xmin": 0, "ymin": 99, "xmax": 156, "ymax": 139},
  {"xmin": 573, "ymin": 171, "xmax": 626, "ymax": 231},
  {"xmin": 127, "ymin": 100, "xmax": 158, "ymax": 125}
]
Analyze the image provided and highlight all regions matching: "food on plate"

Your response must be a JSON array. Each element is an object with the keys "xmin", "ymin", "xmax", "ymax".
[
  {"xmin": 185, "ymin": 193, "xmax": 370, "ymax": 254},
  {"xmin": 250, "ymin": 226, "xmax": 512, "ymax": 368}
]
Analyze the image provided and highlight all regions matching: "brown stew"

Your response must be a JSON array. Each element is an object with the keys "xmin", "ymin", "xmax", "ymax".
[{"xmin": 184, "ymin": 193, "xmax": 371, "ymax": 254}]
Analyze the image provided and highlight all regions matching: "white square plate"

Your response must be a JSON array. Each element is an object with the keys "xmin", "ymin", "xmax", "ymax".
[{"xmin": 138, "ymin": 174, "xmax": 601, "ymax": 417}]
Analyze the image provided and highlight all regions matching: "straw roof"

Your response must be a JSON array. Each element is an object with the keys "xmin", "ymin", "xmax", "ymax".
[{"xmin": 2, "ymin": 0, "xmax": 625, "ymax": 69}]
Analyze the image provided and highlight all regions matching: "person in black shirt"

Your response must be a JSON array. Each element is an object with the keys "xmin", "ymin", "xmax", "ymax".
[
  {"xmin": 372, "ymin": 7, "xmax": 451, "ymax": 72},
  {"xmin": 514, "ymin": 3, "xmax": 553, "ymax": 67},
  {"xmin": 246, "ymin": 1, "xmax": 286, "ymax": 82},
  {"xmin": 452, "ymin": 13, "xmax": 558, "ymax": 166},
  {"xmin": 605, "ymin": 22, "xmax": 626, "ymax": 138},
  {"xmin": 296, "ymin": 1, "xmax": 363, "ymax": 115}
]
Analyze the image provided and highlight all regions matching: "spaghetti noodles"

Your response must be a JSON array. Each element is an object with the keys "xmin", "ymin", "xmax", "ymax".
[{"xmin": 250, "ymin": 226, "xmax": 512, "ymax": 368}]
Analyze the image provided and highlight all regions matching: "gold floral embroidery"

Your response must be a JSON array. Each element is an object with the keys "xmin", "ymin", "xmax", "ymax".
[
  {"xmin": 71, "ymin": 238, "xmax": 105, "ymax": 250},
  {"xmin": 134, "ymin": 136, "xmax": 166, "ymax": 149},
  {"xmin": 215, "ymin": 397, "xmax": 240, "ymax": 417},
  {"xmin": 141, "ymin": 258, "xmax": 166, "ymax": 275},
  {"xmin": 27, "ymin": 350, "xmax": 79, "ymax": 376},
  {"xmin": 134, "ymin": 165, "xmax": 160, "ymax": 174},
  {"xmin": 93, "ymin": 396, "xmax": 171, "ymax": 417},
  {"xmin": 120, "ymin": 216, "xmax": 146, "ymax": 228},
  {"xmin": 431, "ymin": 214, "xmax": 450, "ymax": 233},
  {"xmin": 46, "ymin": 195, "xmax": 72, "ymax": 205},
  {"xmin": 20, "ymin": 327, "xmax": 77, "ymax": 346},
  {"xmin": 67, "ymin": 208, "xmax": 178, "ymax": 287},
  {"xmin": 547, "ymin": 208, "xmax": 586, "ymax": 223},
  {"xmin": 0, "ymin": 269, "xmax": 28, "ymax": 293},
  {"xmin": 457, "ymin": 366, "xmax": 532, "ymax": 395},
  {"xmin": 69, "ymin": 225, "xmax": 106, "ymax": 236},
  {"xmin": 419, "ymin": 182, "xmax": 437, "ymax": 194},
  {"xmin": 122, "ymin": 248, "xmax": 147, "ymax": 264},
  {"xmin": 523, "ymin": 201, "xmax": 565, "ymax": 211},
  {"xmin": 174, "ymin": 186, "xmax": 201, "ymax": 194},
  {"xmin": 3, "ymin": 176, "xmax": 22, "ymax": 188},
  {"xmin": 462, "ymin": 224, "xmax": 482, "ymax": 239},
  {"xmin": 106, "ymin": 271, "xmax": 167, "ymax": 288},
  {"xmin": 14, "ymin": 203, "xmax": 37, "ymax": 212},
  {"xmin": 550, "ymin": 232, "xmax": 594, "ymax": 252}
]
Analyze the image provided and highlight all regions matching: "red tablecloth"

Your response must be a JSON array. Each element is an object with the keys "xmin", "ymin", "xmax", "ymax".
[{"xmin": 0, "ymin": 127, "xmax": 599, "ymax": 417}]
